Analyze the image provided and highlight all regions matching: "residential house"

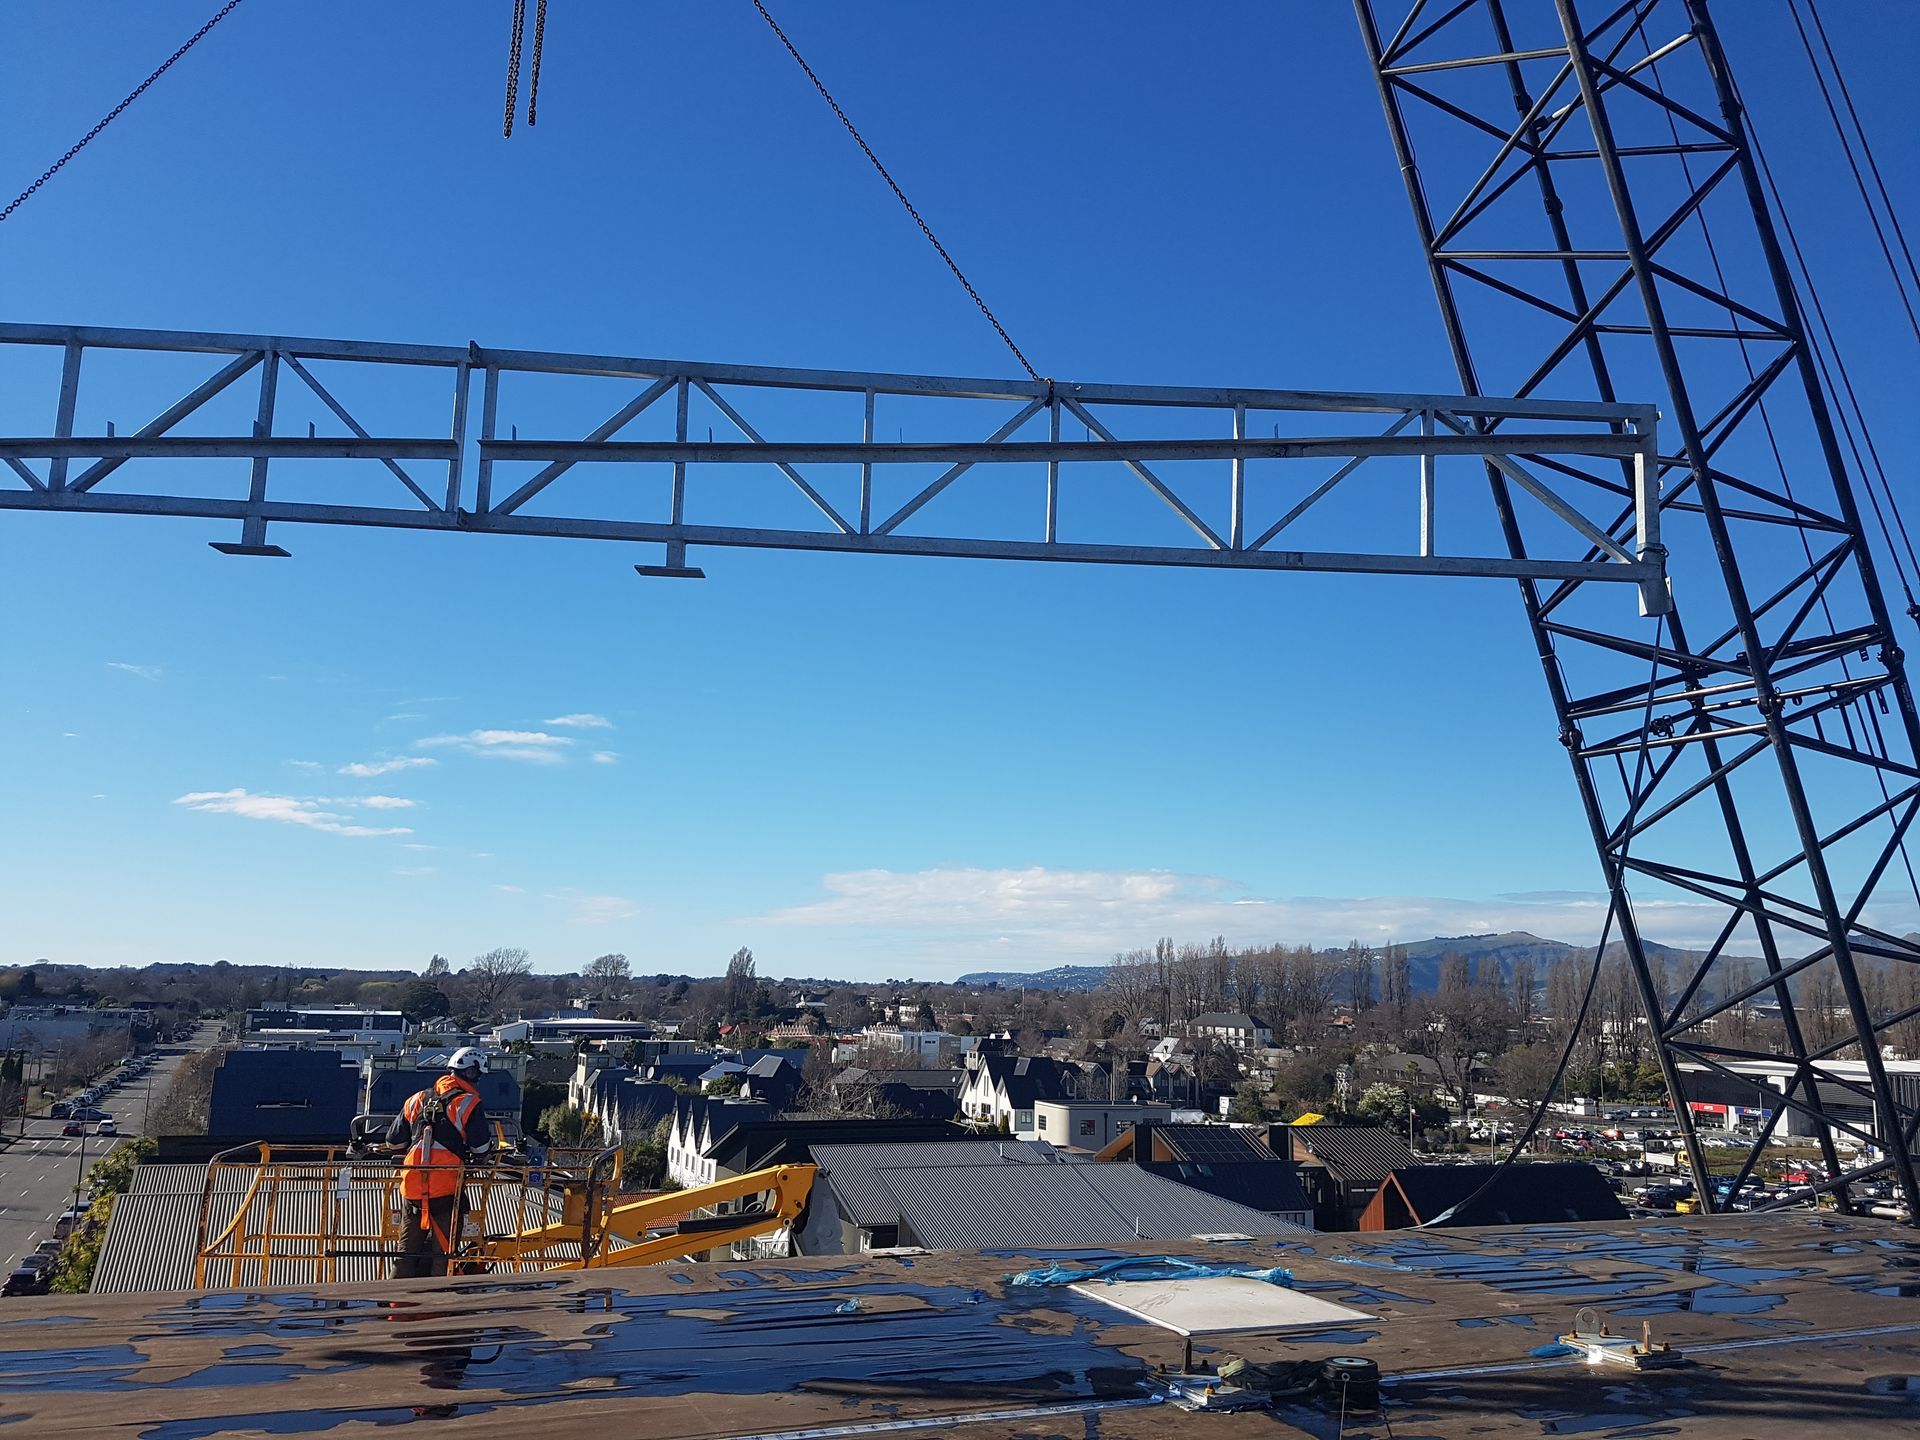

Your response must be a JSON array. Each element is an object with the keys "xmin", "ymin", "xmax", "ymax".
[
  {"xmin": 957, "ymin": 1054, "xmax": 1084, "ymax": 1137},
  {"xmin": 793, "ymin": 1139, "xmax": 1307, "ymax": 1254},
  {"xmin": 737, "ymin": 1054, "xmax": 804, "ymax": 1110},
  {"xmin": 665, "ymin": 1096, "xmax": 776, "ymax": 1188},
  {"xmin": 830, "ymin": 1067, "xmax": 965, "ymax": 1121},
  {"xmin": 1031, "ymin": 1100, "xmax": 1171, "ymax": 1153},
  {"xmin": 1274, "ymin": 1122, "xmax": 1420, "ymax": 1230},
  {"xmin": 1188, "ymin": 1013, "xmax": 1274, "ymax": 1048},
  {"xmin": 569, "ymin": 1063, "xmax": 676, "ymax": 1146},
  {"xmin": 1361, "ymin": 1162, "xmax": 1626, "ymax": 1229},
  {"xmin": 854, "ymin": 1027, "xmax": 968, "ymax": 1064}
]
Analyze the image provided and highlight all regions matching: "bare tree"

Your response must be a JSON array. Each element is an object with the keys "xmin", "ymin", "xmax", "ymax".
[
  {"xmin": 723, "ymin": 947, "xmax": 756, "ymax": 1019},
  {"xmin": 1411, "ymin": 984, "xmax": 1514, "ymax": 1117},
  {"xmin": 465, "ymin": 946, "xmax": 533, "ymax": 1018},
  {"xmin": 585, "ymin": 953, "xmax": 630, "ymax": 989},
  {"xmin": 425, "ymin": 954, "xmax": 451, "ymax": 978},
  {"xmin": 1343, "ymin": 941, "xmax": 1376, "ymax": 1013},
  {"xmin": 1103, "ymin": 948, "xmax": 1160, "ymax": 1027}
]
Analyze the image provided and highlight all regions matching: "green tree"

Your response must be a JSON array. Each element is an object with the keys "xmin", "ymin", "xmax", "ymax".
[
  {"xmin": 50, "ymin": 1137, "xmax": 155, "ymax": 1293},
  {"xmin": 398, "ymin": 980, "xmax": 451, "ymax": 1023},
  {"xmin": 537, "ymin": 1104, "xmax": 602, "ymax": 1149},
  {"xmin": 1232, "ymin": 1077, "xmax": 1274, "ymax": 1122}
]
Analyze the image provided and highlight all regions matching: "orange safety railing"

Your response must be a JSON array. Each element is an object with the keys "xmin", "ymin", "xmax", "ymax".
[
  {"xmin": 190, "ymin": 1140, "xmax": 601, "ymax": 1289},
  {"xmin": 190, "ymin": 1141, "xmax": 812, "ymax": 1287}
]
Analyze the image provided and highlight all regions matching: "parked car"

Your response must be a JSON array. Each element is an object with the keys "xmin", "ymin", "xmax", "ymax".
[
  {"xmin": 69, "ymin": 1107, "xmax": 108, "ymax": 1123},
  {"xmin": 95, "ymin": 1120, "xmax": 116, "ymax": 1137},
  {"xmin": 60, "ymin": 1122, "xmax": 84, "ymax": 1138},
  {"xmin": 49, "ymin": 1101, "xmax": 73, "ymax": 1119},
  {"xmin": 1, "ymin": 1265, "xmax": 50, "ymax": 1298},
  {"xmin": 52, "ymin": 1204, "xmax": 89, "ymax": 1239}
]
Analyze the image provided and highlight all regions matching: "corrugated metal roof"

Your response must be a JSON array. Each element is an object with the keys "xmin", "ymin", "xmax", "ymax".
[
  {"xmin": 1385, "ymin": 1163, "xmax": 1628, "ymax": 1226},
  {"xmin": 1139, "ymin": 1159, "xmax": 1314, "ymax": 1219},
  {"xmin": 95, "ymin": 1169, "xmax": 564, "ymax": 1294},
  {"xmin": 1151, "ymin": 1125, "xmax": 1274, "ymax": 1165},
  {"xmin": 808, "ymin": 1141, "xmax": 1059, "ymax": 1226},
  {"xmin": 129, "ymin": 1163, "xmax": 250, "ymax": 1195},
  {"xmin": 880, "ymin": 1163, "xmax": 1306, "ymax": 1250},
  {"xmin": 1286, "ymin": 1127, "xmax": 1418, "ymax": 1188}
]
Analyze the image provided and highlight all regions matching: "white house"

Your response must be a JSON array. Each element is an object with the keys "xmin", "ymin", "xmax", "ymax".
[{"xmin": 1189, "ymin": 1012, "xmax": 1274, "ymax": 1048}]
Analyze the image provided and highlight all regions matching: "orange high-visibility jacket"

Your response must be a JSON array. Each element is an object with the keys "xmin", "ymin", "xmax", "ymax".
[{"xmin": 387, "ymin": 1074, "xmax": 488, "ymax": 1200}]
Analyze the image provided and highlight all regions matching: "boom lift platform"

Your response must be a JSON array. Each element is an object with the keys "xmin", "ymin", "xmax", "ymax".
[{"xmin": 191, "ymin": 1139, "xmax": 816, "ymax": 1287}]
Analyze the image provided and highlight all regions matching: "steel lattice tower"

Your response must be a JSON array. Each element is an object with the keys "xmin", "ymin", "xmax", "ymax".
[{"xmin": 1358, "ymin": 0, "xmax": 1920, "ymax": 1213}]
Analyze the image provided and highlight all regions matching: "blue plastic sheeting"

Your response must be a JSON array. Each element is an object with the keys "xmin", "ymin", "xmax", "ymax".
[
  {"xmin": 1007, "ymin": 1256, "xmax": 1295, "ymax": 1289},
  {"xmin": 1528, "ymin": 1343, "xmax": 1578, "ymax": 1358}
]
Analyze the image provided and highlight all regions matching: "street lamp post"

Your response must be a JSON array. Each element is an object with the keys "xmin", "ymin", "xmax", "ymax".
[{"xmin": 72, "ymin": 1124, "xmax": 88, "ymax": 1217}]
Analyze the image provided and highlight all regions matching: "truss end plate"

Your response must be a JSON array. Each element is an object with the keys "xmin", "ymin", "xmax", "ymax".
[
  {"xmin": 634, "ymin": 564, "xmax": 705, "ymax": 579},
  {"xmin": 209, "ymin": 542, "xmax": 293, "ymax": 558}
]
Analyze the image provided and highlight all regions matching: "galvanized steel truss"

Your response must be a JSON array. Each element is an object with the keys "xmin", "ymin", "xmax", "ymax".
[
  {"xmin": 0, "ymin": 321, "xmax": 1665, "ymax": 597},
  {"xmin": 1358, "ymin": 0, "xmax": 1920, "ymax": 1215}
]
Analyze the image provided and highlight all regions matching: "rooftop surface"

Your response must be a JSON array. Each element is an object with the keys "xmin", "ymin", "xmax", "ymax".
[{"xmin": 3, "ymin": 1212, "xmax": 1917, "ymax": 1437}]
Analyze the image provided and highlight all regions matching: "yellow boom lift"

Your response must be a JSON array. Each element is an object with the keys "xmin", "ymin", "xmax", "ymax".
[{"xmin": 191, "ymin": 1140, "xmax": 816, "ymax": 1288}]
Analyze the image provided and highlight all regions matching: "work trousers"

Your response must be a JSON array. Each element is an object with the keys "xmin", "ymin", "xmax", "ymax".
[{"xmin": 395, "ymin": 1191, "xmax": 466, "ymax": 1279}]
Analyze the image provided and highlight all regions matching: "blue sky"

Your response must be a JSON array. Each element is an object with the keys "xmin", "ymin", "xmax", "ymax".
[{"xmin": 2, "ymin": 3, "xmax": 1915, "ymax": 979}]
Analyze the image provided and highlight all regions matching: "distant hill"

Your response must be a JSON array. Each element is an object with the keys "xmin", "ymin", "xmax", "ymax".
[{"xmin": 955, "ymin": 965, "xmax": 1110, "ymax": 992}]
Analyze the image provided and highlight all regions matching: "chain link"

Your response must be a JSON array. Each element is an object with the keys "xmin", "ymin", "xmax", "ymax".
[
  {"xmin": 527, "ymin": 0, "xmax": 549, "ymax": 127},
  {"xmin": 504, "ymin": 0, "xmax": 528, "ymax": 139},
  {"xmin": 1, "ymin": 0, "xmax": 250, "ymax": 226},
  {"xmin": 748, "ymin": 0, "xmax": 1040, "ymax": 381}
]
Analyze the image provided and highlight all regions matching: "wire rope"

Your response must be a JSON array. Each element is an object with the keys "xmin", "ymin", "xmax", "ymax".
[{"xmin": 746, "ymin": 0, "xmax": 1041, "ymax": 381}]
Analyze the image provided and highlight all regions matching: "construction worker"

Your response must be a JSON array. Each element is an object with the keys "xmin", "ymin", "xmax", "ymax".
[{"xmin": 386, "ymin": 1047, "xmax": 493, "ymax": 1279}]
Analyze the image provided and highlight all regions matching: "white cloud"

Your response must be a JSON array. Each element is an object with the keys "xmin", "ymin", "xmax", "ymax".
[
  {"xmin": 753, "ymin": 865, "xmax": 1772, "ymax": 962},
  {"xmin": 492, "ymin": 883, "xmax": 525, "ymax": 895},
  {"xmin": 340, "ymin": 757, "xmax": 437, "ymax": 778},
  {"xmin": 400, "ymin": 842, "xmax": 436, "ymax": 852},
  {"xmin": 288, "ymin": 760, "xmax": 324, "ymax": 772},
  {"xmin": 417, "ymin": 729, "xmax": 575, "ymax": 764},
  {"xmin": 394, "ymin": 866, "xmax": 437, "ymax": 878},
  {"xmin": 547, "ymin": 891, "xmax": 638, "ymax": 925},
  {"xmin": 357, "ymin": 795, "xmax": 417, "ymax": 810},
  {"xmin": 590, "ymin": 751, "xmax": 620, "ymax": 765},
  {"xmin": 174, "ymin": 789, "xmax": 412, "ymax": 838},
  {"xmin": 107, "ymin": 661, "xmax": 162, "ymax": 681},
  {"xmin": 546, "ymin": 713, "xmax": 614, "ymax": 730}
]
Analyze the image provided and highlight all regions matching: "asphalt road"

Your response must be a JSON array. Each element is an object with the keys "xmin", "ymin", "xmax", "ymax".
[{"xmin": 0, "ymin": 1023, "xmax": 215, "ymax": 1273}]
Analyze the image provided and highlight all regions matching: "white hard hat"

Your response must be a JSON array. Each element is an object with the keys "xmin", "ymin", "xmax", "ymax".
[{"xmin": 447, "ymin": 1046, "xmax": 487, "ymax": 1075}]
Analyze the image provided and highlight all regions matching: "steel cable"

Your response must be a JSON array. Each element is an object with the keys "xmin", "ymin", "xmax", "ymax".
[{"xmin": 747, "ymin": 0, "xmax": 1041, "ymax": 381}]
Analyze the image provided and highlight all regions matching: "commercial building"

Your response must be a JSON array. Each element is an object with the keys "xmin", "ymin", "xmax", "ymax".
[{"xmin": 244, "ymin": 1006, "xmax": 407, "ymax": 1056}]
